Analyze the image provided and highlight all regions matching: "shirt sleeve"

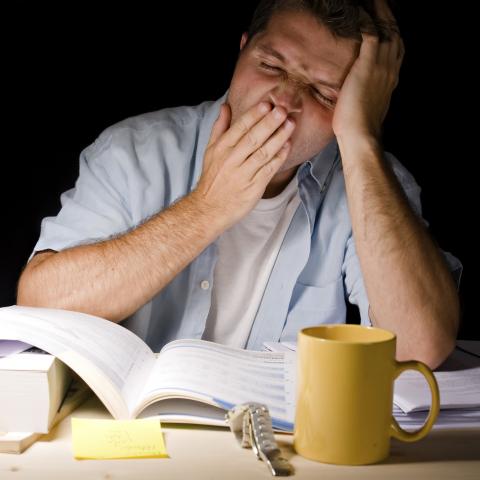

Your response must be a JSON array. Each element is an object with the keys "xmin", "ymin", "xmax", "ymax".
[
  {"xmin": 341, "ymin": 151, "xmax": 463, "ymax": 327},
  {"xmin": 29, "ymin": 130, "xmax": 134, "ymax": 261}
]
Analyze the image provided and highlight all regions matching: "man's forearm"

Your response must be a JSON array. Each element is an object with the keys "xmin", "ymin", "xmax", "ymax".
[
  {"xmin": 17, "ymin": 100, "xmax": 295, "ymax": 323},
  {"xmin": 17, "ymin": 192, "xmax": 226, "ymax": 322},
  {"xmin": 337, "ymin": 135, "xmax": 460, "ymax": 369}
]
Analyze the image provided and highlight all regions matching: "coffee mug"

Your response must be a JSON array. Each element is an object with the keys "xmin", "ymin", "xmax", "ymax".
[{"xmin": 293, "ymin": 324, "xmax": 440, "ymax": 465}]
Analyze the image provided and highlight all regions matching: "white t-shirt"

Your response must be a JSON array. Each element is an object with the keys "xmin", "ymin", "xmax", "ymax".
[{"xmin": 202, "ymin": 175, "xmax": 301, "ymax": 348}]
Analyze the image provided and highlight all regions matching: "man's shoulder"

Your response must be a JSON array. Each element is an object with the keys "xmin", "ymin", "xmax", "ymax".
[{"xmin": 85, "ymin": 96, "xmax": 221, "ymax": 157}]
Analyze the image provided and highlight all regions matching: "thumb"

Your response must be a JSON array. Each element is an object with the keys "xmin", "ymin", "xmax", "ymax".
[{"xmin": 207, "ymin": 103, "xmax": 231, "ymax": 147}]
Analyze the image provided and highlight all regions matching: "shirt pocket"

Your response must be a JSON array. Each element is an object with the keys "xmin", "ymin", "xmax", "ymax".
[{"xmin": 280, "ymin": 276, "xmax": 346, "ymax": 342}]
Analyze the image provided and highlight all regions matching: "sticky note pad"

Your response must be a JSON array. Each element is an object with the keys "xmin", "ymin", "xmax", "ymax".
[{"xmin": 71, "ymin": 417, "xmax": 168, "ymax": 459}]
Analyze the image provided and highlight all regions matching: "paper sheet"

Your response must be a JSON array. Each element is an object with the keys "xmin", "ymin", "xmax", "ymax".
[
  {"xmin": 140, "ymin": 339, "xmax": 296, "ymax": 429},
  {"xmin": 0, "ymin": 306, "xmax": 156, "ymax": 416},
  {"xmin": 0, "ymin": 340, "xmax": 32, "ymax": 357},
  {"xmin": 71, "ymin": 418, "xmax": 168, "ymax": 459},
  {"xmin": 394, "ymin": 366, "xmax": 480, "ymax": 413}
]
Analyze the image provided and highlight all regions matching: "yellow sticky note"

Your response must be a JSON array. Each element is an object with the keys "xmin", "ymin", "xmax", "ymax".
[{"xmin": 71, "ymin": 417, "xmax": 168, "ymax": 459}]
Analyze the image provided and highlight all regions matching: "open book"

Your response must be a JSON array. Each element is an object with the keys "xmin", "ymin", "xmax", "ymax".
[{"xmin": 0, "ymin": 306, "xmax": 296, "ymax": 432}]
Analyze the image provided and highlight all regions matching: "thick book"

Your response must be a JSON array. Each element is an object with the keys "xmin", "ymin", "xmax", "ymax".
[
  {"xmin": 0, "ymin": 306, "xmax": 296, "ymax": 432},
  {"xmin": 0, "ymin": 379, "xmax": 90, "ymax": 454},
  {"xmin": 0, "ymin": 349, "xmax": 71, "ymax": 433},
  {"xmin": 392, "ymin": 342, "xmax": 480, "ymax": 430},
  {"xmin": 392, "ymin": 344, "xmax": 480, "ymax": 414}
]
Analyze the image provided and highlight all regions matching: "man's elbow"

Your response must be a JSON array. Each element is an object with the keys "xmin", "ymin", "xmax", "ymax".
[
  {"xmin": 414, "ymin": 320, "xmax": 458, "ymax": 370},
  {"xmin": 16, "ymin": 252, "xmax": 56, "ymax": 307},
  {"xmin": 419, "ymin": 295, "xmax": 460, "ymax": 370},
  {"xmin": 396, "ymin": 338, "xmax": 453, "ymax": 370},
  {"xmin": 17, "ymin": 268, "xmax": 41, "ymax": 307},
  {"xmin": 397, "ymin": 316, "xmax": 459, "ymax": 371},
  {"xmin": 422, "ymin": 336, "xmax": 456, "ymax": 370}
]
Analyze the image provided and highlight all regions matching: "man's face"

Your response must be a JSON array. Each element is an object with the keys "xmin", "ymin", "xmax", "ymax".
[{"xmin": 227, "ymin": 10, "xmax": 359, "ymax": 173}]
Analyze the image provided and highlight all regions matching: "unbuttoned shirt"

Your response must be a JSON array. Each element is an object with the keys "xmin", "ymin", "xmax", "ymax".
[{"xmin": 31, "ymin": 89, "xmax": 463, "ymax": 352}]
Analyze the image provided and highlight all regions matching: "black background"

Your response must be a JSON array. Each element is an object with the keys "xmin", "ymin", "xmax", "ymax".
[{"xmin": 2, "ymin": 2, "xmax": 477, "ymax": 338}]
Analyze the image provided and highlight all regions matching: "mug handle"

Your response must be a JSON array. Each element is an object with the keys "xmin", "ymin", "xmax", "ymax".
[{"xmin": 389, "ymin": 360, "xmax": 440, "ymax": 442}]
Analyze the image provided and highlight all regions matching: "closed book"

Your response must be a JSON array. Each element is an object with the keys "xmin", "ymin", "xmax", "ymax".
[
  {"xmin": 0, "ymin": 350, "xmax": 71, "ymax": 433},
  {"xmin": 0, "ymin": 379, "xmax": 90, "ymax": 454}
]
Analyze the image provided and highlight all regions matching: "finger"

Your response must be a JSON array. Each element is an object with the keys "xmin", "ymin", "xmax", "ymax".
[
  {"xmin": 206, "ymin": 103, "xmax": 232, "ymax": 148},
  {"xmin": 218, "ymin": 101, "xmax": 273, "ymax": 150},
  {"xmin": 379, "ymin": 28, "xmax": 401, "ymax": 65},
  {"xmin": 377, "ymin": 37, "xmax": 392, "ymax": 65},
  {"xmin": 252, "ymin": 141, "xmax": 292, "ymax": 186},
  {"xmin": 360, "ymin": 32, "xmax": 380, "ymax": 65},
  {"xmin": 229, "ymin": 105, "xmax": 290, "ymax": 165},
  {"xmin": 243, "ymin": 116, "xmax": 295, "ymax": 178},
  {"xmin": 387, "ymin": 33, "xmax": 401, "ymax": 66},
  {"xmin": 383, "ymin": 32, "xmax": 404, "ymax": 73}
]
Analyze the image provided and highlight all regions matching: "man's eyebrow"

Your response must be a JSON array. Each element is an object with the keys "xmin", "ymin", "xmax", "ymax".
[
  {"xmin": 255, "ymin": 43, "xmax": 341, "ymax": 91},
  {"xmin": 257, "ymin": 44, "xmax": 286, "ymax": 63}
]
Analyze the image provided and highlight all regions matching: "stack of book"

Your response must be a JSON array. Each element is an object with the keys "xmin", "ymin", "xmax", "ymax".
[
  {"xmin": 392, "ymin": 341, "xmax": 480, "ymax": 430},
  {"xmin": 0, "ymin": 342, "xmax": 90, "ymax": 453}
]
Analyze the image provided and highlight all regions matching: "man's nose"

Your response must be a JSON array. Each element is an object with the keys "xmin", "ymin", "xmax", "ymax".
[{"xmin": 268, "ymin": 79, "xmax": 303, "ymax": 115}]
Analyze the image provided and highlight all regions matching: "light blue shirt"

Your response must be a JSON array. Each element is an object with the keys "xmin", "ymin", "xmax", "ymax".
[{"xmin": 31, "ymin": 89, "xmax": 463, "ymax": 351}]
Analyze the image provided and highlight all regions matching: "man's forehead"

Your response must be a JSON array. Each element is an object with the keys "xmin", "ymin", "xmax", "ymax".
[{"xmin": 252, "ymin": 10, "xmax": 358, "ymax": 85}]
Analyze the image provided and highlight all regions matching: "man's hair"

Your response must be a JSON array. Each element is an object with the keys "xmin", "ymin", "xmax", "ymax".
[{"xmin": 246, "ymin": 0, "xmax": 396, "ymax": 44}]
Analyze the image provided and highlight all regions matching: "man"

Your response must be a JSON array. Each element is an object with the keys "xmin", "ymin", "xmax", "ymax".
[{"xmin": 17, "ymin": 0, "xmax": 462, "ymax": 369}]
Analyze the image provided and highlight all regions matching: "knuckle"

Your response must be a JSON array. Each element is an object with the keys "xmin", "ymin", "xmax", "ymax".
[
  {"xmin": 255, "ymin": 145, "xmax": 269, "ymax": 162},
  {"xmin": 237, "ymin": 118, "xmax": 249, "ymax": 136},
  {"xmin": 208, "ymin": 143, "xmax": 221, "ymax": 159},
  {"xmin": 204, "ymin": 144, "xmax": 215, "ymax": 161},
  {"xmin": 365, "ymin": 33, "xmax": 379, "ymax": 43},
  {"xmin": 246, "ymin": 130, "xmax": 258, "ymax": 148},
  {"xmin": 388, "ymin": 71, "xmax": 398, "ymax": 84},
  {"xmin": 264, "ymin": 162, "xmax": 275, "ymax": 177}
]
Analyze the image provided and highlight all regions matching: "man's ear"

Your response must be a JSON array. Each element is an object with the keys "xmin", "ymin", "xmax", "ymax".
[{"xmin": 240, "ymin": 32, "xmax": 248, "ymax": 51}]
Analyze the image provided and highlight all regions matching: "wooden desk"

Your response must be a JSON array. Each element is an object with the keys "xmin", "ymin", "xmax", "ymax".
[{"xmin": 1, "ymin": 395, "xmax": 479, "ymax": 479}]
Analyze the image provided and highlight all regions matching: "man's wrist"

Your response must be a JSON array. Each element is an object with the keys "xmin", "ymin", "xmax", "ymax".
[
  {"xmin": 183, "ymin": 190, "xmax": 230, "ymax": 238},
  {"xmin": 336, "ymin": 133, "xmax": 383, "ymax": 171},
  {"xmin": 336, "ymin": 131, "xmax": 381, "ymax": 153}
]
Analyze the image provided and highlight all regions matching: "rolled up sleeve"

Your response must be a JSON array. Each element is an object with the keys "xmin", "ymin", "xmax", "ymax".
[{"xmin": 29, "ymin": 132, "xmax": 133, "ymax": 261}]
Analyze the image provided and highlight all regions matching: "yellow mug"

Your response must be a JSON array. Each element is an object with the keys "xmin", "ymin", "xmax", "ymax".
[{"xmin": 293, "ymin": 325, "xmax": 440, "ymax": 465}]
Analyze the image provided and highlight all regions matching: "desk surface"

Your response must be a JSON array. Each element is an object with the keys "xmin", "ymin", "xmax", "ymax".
[{"xmin": 1, "ymin": 395, "xmax": 479, "ymax": 480}]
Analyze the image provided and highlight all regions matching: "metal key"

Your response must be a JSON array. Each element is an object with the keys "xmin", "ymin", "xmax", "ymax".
[{"xmin": 226, "ymin": 403, "xmax": 294, "ymax": 476}]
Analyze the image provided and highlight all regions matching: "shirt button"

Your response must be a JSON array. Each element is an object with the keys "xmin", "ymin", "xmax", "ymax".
[{"xmin": 200, "ymin": 280, "xmax": 210, "ymax": 290}]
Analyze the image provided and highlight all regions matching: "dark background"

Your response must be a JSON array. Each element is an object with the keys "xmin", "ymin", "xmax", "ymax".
[{"xmin": 2, "ymin": 2, "xmax": 477, "ymax": 338}]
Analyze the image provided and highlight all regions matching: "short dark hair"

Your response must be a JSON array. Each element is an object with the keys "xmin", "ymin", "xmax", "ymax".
[{"xmin": 246, "ymin": 0, "xmax": 397, "ymax": 44}]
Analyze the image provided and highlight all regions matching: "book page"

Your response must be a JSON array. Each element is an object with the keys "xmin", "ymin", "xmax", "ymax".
[
  {"xmin": 393, "ymin": 403, "xmax": 480, "ymax": 430},
  {"xmin": 0, "ymin": 340, "xmax": 32, "ymax": 357},
  {"xmin": 394, "ymin": 366, "xmax": 480, "ymax": 413},
  {"xmin": 137, "ymin": 339, "xmax": 296, "ymax": 430},
  {"xmin": 138, "ymin": 397, "xmax": 228, "ymax": 427},
  {"xmin": 0, "ymin": 306, "xmax": 155, "ymax": 418}
]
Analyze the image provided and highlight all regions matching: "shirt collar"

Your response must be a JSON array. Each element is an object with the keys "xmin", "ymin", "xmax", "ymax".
[{"xmin": 297, "ymin": 137, "xmax": 340, "ymax": 190}]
